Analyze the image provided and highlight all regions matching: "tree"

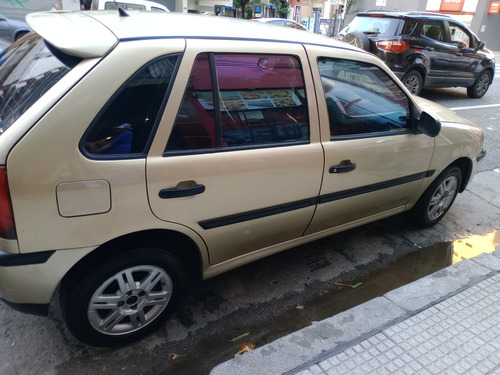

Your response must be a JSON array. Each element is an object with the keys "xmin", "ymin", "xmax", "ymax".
[
  {"xmin": 233, "ymin": 0, "xmax": 252, "ymax": 18},
  {"xmin": 340, "ymin": 0, "xmax": 358, "ymax": 30},
  {"xmin": 233, "ymin": 0, "xmax": 289, "ymax": 20},
  {"xmin": 270, "ymin": 0, "xmax": 289, "ymax": 19}
]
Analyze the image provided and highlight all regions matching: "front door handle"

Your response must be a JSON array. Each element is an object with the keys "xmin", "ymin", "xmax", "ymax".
[
  {"xmin": 159, "ymin": 181, "xmax": 205, "ymax": 198},
  {"xmin": 329, "ymin": 160, "xmax": 356, "ymax": 174}
]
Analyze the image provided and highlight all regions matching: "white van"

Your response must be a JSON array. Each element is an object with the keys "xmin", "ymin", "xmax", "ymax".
[{"xmin": 90, "ymin": 0, "xmax": 169, "ymax": 12}]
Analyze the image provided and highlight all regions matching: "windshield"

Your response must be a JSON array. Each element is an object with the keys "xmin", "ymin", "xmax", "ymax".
[
  {"xmin": 0, "ymin": 34, "xmax": 71, "ymax": 134},
  {"xmin": 348, "ymin": 16, "xmax": 403, "ymax": 36}
]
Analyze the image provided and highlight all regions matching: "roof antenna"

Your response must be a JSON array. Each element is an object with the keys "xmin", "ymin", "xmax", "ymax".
[{"xmin": 112, "ymin": 0, "xmax": 130, "ymax": 16}]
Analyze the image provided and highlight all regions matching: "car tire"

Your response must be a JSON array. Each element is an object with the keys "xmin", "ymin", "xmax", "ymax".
[
  {"xmin": 406, "ymin": 166, "xmax": 462, "ymax": 227},
  {"xmin": 467, "ymin": 70, "xmax": 492, "ymax": 98},
  {"xmin": 343, "ymin": 32, "xmax": 371, "ymax": 51},
  {"xmin": 401, "ymin": 70, "xmax": 423, "ymax": 96},
  {"xmin": 61, "ymin": 247, "xmax": 186, "ymax": 346}
]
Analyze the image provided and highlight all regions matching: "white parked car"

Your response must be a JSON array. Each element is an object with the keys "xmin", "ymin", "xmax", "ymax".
[
  {"xmin": 0, "ymin": 10, "xmax": 485, "ymax": 347},
  {"xmin": 90, "ymin": 0, "xmax": 169, "ymax": 11}
]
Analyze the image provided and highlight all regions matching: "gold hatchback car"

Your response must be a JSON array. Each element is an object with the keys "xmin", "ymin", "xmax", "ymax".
[{"xmin": 0, "ymin": 10, "xmax": 485, "ymax": 346}]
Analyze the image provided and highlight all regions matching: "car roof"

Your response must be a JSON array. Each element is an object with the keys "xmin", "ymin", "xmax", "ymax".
[
  {"xmin": 356, "ymin": 10, "xmax": 454, "ymax": 21},
  {"xmin": 27, "ymin": 11, "xmax": 355, "ymax": 58}
]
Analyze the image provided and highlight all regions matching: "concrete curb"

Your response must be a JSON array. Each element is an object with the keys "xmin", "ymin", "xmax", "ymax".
[{"xmin": 210, "ymin": 248, "xmax": 500, "ymax": 375}]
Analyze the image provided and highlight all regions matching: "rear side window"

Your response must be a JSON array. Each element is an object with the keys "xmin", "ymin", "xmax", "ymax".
[
  {"xmin": 166, "ymin": 53, "xmax": 309, "ymax": 153},
  {"xmin": 318, "ymin": 58, "xmax": 411, "ymax": 138},
  {"xmin": 83, "ymin": 55, "xmax": 179, "ymax": 157},
  {"xmin": 0, "ymin": 35, "xmax": 71, "ymax": 134},
  {"xmin": 401, "ymin": 19, "xmax": 418, "ymax": 35},
  {"xmin": 421, "ymin": 20, "xmax": 446, "ymax": 42}
]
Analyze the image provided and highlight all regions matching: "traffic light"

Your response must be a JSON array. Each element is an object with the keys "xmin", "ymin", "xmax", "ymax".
[{"xmin": 339, "ymin": 4, "xmax": 344, "ymax": 13}]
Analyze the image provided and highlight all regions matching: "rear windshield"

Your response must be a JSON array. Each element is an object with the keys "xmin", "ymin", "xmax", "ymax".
[
  {"xmin": 348, "ymin": 16, "xmax": 403, "ymax": 36},
  {"xmin": 0, "ymin": 34, "xmax": 71, "ymax": 134}
]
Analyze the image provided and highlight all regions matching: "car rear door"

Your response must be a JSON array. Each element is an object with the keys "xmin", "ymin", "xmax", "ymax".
[
  {"xmin": 304, "ymin": 45, "xmax": 435, "ymax": 235},
  {"xmin": 147, "ymin": 40, "xmax": 324, "ymax": 265}
]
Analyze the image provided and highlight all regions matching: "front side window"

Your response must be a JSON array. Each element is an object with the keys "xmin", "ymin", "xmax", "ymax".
[
  {"xmin": 318, "ymin": 58, "xmax": 410, "ymax": 138},
  {"xmin": 449, "ymin": 23, "xmax": 472, "ymax": 48},
  {"xmin": 83, "ymin": 55, "xmax": 179, "ymax": 156},
  {"xmin": 0, "ymin": 35, "xmax": 72, "ymax": 134},
  {"xmin": 166, "ymin": 53, "xmax": 309, "ymax": 153}
]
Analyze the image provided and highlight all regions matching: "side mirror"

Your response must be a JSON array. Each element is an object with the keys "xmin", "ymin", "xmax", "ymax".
[
  {"xmin": 418, "ymin": 111, "xmax": 441, "ymax": 137},
  {"xmin": 474, "ymin": 40, "xmax": 486, "ymax": 54}
]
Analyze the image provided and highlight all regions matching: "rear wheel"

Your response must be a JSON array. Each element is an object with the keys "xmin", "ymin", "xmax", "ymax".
[
  {"xmin": 61, "ymin": 248, "xmax": 186, "ymax": 346},
  {"xmin": 467, "ymin": 70, "xmax": 491, "ymax": 98},
  {"xmin": 401, "ymin": 70, "xmax": 423, "ymax": 96},
  {"xmin": 406, "ymin": 166, "xmax": 462, "ymax": 227}
]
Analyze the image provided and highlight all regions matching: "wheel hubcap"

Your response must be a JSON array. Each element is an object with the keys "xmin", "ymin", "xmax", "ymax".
[
  {"xmin": 427, "ymin": 176, "xmax": 458, "ymax": 221},
  {"xmin": 476, "ymin": 74, "xmax": 489, "ymax": 96},
  {"xmin": 405, "ymin": 76, "xmax": 420, "ymax": 94},
  {"xmin": 88, "ymin": 265, "xmax": 173, "ymax": 336}
]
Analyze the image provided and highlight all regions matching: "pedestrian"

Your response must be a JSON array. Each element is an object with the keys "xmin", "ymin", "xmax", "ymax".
[{"xmin": 50, "ymin": 3, "xmax": 59, "ymax": 11}]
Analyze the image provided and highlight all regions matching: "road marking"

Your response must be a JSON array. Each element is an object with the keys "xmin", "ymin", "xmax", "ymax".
[{"xmin": 450, "ymin": 104, "xmax": 500, "ymax": 111}]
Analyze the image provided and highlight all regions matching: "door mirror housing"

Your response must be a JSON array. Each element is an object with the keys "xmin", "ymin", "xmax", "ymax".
[
  {"xmin": 474, "ymin": 40, "xmax": 486, "ymax": 54},
  {"xmin": 418, "ymin": 111, "xmax": 441, "ymax": 137}
]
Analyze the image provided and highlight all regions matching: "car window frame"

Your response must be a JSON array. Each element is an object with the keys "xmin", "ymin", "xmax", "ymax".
[
  {"xmin": 420, "ymin": 19, "xmax": 447, "ymax": 43},
  {"xmin": 80, "ymin": 53, "xmax": 181, "ymax": 160},
  {"xmin": 163, "ymin": 52, "xmax": 311, "ymax": 156},
  {"xmin": 317, "ymin": 56, "xmax": 414, "ymax": 141},
  {"xmin": 445, "ymin": 21, "xmax": 475, "ymax": 49}
]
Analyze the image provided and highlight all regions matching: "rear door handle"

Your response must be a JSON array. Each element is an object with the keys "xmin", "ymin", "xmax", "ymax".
[
  {"xmin": 329, "ymin": 161, "xmax": 356, "ymax": 174},
  {"xmin": 159, "ymin": 181, "xmax": 205, "ymax": 198}
]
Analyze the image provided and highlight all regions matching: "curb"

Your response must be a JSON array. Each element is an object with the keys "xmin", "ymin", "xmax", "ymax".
[{"xmin": 210, "ymin": 248, "xmax": 500, "ymax": 375}]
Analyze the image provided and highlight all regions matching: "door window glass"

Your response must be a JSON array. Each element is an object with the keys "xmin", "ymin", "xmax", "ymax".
[
  {"xmin": 318, "ymin": 58, "xmax": 410, "ymax": 138},
  {"xmin": 166, "ymin": 53, "xmax": 309, "ymax": 153},
  {"xmin": 449, "ymin": 23, "xmax": 471, "ymax": 48},
  {"xmin": 421, "ymin": 20, "xmax": 446, "ymax": 42},
  {"xmin": 0, "ymin": 35, "xmax": 72, "ymax": 134},
  {"xmin": 83, "ymin": 55, "xmax": 179, "ymax": 156}
]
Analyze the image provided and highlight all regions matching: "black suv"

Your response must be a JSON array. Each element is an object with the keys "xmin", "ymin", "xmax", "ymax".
[{"xmin": 339, "ymin": 11, "xmax": 495, "ymax": 98}]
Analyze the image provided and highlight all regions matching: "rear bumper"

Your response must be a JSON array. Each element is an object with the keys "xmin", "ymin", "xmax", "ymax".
[{"xmin": 0, "ymin": 246, "xmax": 94, "ymax": 311}]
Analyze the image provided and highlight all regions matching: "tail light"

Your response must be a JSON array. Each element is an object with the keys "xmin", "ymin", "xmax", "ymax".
[
  {"xmin": 0, "ymin": 166, "xmax": 17, "ymax": 240},
  {"xmin": 376, "ymin": 40, "xmax": 410, "ymax": 53}
]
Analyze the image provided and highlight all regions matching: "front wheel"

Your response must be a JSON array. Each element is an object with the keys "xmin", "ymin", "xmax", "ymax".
[
  {"xmin": 401, "ymin": 70, "xmax": 423, "ymax": 96},
  {"xmin": 467, "ymin": 70, "xmax": 492, "ymax": 98},
  {"xmin": 406, "ymin": 166, "xmax": 462, "ymax": 227},
  {"xmin": 61, "ymin": 248, "xmax": 186, "ymax": 346}
]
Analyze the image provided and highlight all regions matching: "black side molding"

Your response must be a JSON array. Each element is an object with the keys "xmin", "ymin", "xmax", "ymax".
[
  {"xmin": 0, "ymin": 250, "xmax": 55, "ymax": 267},
  {"xmin": 477, "ymin": 149, "xmax": 486, "ymax": 162}
]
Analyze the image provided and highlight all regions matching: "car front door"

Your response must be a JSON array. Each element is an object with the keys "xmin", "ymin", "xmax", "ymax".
[
  {"xmin": 445, "ymin": 21, "xmax": 481, "ymax": 86},
  {"xmin": 147, "ymin": 40, "xmax": 324, "ymax": 265},
  {"xmin": 304, "ymin": 46, "xmax": 435, "ymax": 235}
]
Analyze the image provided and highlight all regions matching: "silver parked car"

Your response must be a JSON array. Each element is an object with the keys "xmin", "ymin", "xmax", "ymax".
[{"xmin": 0, "ymin": 13, "xmax": 30, "ymax": 43}]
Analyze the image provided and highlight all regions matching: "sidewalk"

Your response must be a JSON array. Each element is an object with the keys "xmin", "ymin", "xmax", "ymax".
[{"xmin": 211, "ymin": 248, "xmax": 500, "ymax": 375}]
